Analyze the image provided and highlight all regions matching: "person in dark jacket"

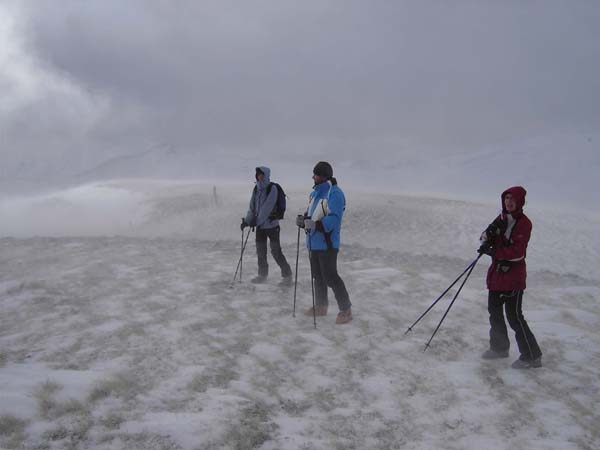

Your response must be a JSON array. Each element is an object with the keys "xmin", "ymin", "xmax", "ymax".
[
  {"xmin": 296, "ymin": 161, "xmax": 352, "ymax": 324},
  {"xmin": 478, "ymin": 186, "xmax": 542, "ymax": 369},
  {"xmin": 241, "ymin": 166, "xmax": 292, "ymax": 285}
]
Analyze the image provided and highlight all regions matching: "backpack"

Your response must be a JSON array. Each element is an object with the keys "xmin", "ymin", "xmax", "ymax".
[{"xmin": 253, "ymin": 182, "xmax": 287, "ymax": 220}]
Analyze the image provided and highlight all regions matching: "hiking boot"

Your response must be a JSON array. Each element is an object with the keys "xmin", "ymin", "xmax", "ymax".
[
  {"xmin": 278, "ymin": 275, "xmax": 293, "ymax": 287},
  {"xmin": 304, "ymin": 306, "xmax": 328, "ymax": 317},
  {"xmin": 481, "ymin": 349, "xmax": 509, "ymax": 359},
  {"xmin": 251, "ymin": 276, "xmax": 267, "ymax": 284},
  {"xmin": 511, "ymin": 356, "xmax": 542, "ymax": 369},
  {"xmin": 335, "ymin": 308, "xmax": 353, "ymax": 325}
]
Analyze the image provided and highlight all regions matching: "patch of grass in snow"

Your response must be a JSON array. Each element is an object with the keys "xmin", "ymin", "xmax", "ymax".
[
  {"xmin": 99, "ymin": 412, "xmax": 124, "ymax": 429},
  {"xmin": 34, "ymin": 382, "xmax": 89, "ymax": 422},
  {"xmin": 42, "ymin": 426, "xmax": 68, "ymax": 442},
  {"xmin": 45, "ymin": 413, "xmax": 93, "ymax": 448},
  {"xmin": 188, "ymin": 366, "xmax": 238, "ymax": 393},
  {"xmin": 58, "ymin": 399, "xmax": 87, "ymax": 417},
  {"xmin": 311, "ymin": 387, "xmax": 345, "ymax": 412},
  {"xmin": 33, "ymin": 380, "xmax": 62, "ymax": 419},
  {"xmin": 320, "ymin": 415, "xmax": 365, "ymax": 450},
  {"xmin": 113, "ymin": 433, "xmax": 183, "ymax": 450},
  {"xmin": 278, "ymin": 398, "xmax": 312, "ymax": 416},
  {"xmin": 0, "ymin": 414, "xmax": 28, "ymax": 449},
  {"xmin": 0, "ymin": 414, "xmax": 27, "ymax": 436},
  {"xmin": 89, "ymin": 372, "xmax": 143, "ymax": 402},
  {"xmin": 224, "ymin": 402, "xmax": 277, "ymax": 450}
]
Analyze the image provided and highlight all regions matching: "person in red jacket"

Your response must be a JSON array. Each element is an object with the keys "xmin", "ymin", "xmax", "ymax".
[{"xmin": 478, "ymin": 186, "xmax": 542, "ymax": 369}]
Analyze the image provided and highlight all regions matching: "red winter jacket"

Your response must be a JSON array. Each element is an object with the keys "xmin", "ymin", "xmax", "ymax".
[{"xmin": 486, "ymin": 186, "xmax": 532, "ymax": 291}]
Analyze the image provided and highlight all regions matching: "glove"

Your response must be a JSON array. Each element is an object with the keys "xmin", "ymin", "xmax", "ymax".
[
  {"xmin": 477, "ymin": 241, "xmax": 495, "ymax": 256},
  {"xmin": 304, "ymin": 219, "xmax": 316, "ymax": 230},
  {"xmin": 302, "ymin": 218, "xmax": 325, "ymax": 232},
  {"xmin": 240, "ymin": 219, "xmax": 248, "ymax": 231},
  {"xmin": 485, "ymin": 217, "xmax": 507, "ymax": 240},
  {"xmin": 296, "ymin": 214, "xmax": 306, "ymax": 228}
]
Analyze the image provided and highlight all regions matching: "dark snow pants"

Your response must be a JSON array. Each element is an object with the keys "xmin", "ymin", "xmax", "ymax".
[
  {"xmin": 488, "ymin": 290, "xmax": 542, "ymax": 360},
  {"xmin": 309, "ymin": 248, "xmax": 351, "ymax": 312},
  {"xmin": 255, "ymin": 226, "xmax": 292, "ymax": 278}
]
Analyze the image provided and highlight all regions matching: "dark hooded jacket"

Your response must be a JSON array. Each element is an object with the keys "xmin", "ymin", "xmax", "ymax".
[{"xmin": 486, "ymin": 186, "xmax": 532, "ymax": 291}]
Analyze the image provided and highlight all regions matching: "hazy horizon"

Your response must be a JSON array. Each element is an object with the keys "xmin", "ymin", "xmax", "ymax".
[{"xmin": 1, "ymin": 1, "xmax": 599, "ymax": 210}]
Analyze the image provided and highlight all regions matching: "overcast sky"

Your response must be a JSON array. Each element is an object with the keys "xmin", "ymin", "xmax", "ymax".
[{"xmin": 1, "ymin": 0, "xmax": 599, "ymax": 193}]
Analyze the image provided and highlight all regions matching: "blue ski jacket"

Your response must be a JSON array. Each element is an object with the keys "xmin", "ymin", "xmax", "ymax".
[{"xmin": 305, "ymin": 181, "xmax": 346, "ymax": 250}]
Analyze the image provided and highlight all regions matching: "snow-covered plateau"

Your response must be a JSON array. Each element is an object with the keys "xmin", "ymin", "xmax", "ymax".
[{"xmin": 1, "ymin": 180, "xmax": 598, "ymax": 449}]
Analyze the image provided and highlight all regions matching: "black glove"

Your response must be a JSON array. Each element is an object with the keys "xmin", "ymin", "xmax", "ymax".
[
  {"xmin": 296, "ymin": 214, "xmax": 306, "ymax": 228},
  {"xmin": 477, "ymin": 241, "xmax": 495, "ymax": 256},
  {"xmin": 240, "ymin": 219, "xmax": 248, "ymax": 231},
  {"xmin": 485, "ymin": 217, "xmax": 507, "ymax": 240},
  {"xmin": 301, "ymin": 219, "xmax": 325, "ymax": 233}
]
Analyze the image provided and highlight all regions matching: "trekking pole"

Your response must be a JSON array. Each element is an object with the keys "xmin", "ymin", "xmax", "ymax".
[
  {"xmin": 240, "ymin": 228, "xmax": 244, "ymax": 283},
  {"xmin": 230, "ymin": 227, "xmax": 252, "ymax": 287},
  {"xmin": 423, "ymin": 253, "xmax": 482, "ymax": 351},
  {"xmin": 405, "ymin": 255, "xmax": 481, "ymax": 335},
  {"xmin": 307, "ymin": 230, "xmax": 317, "ymax": 329},
  {"xmin": 293, "ymin": 225, "xmax": 301, "ymax": 318}
]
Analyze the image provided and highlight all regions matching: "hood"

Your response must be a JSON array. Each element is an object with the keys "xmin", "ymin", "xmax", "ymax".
[
  {"xmin": 501, "ymin": 186, "xmax": 526, "ymax": 216},
  {"xmin": 255, "ymin": 166, "xmax": 271, "ymax": 189}
]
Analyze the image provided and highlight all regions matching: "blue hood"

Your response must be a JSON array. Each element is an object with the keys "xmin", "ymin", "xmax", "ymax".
[{"xmin": 256, "ymin": 166, "xmax": 271, "ymax": 190}]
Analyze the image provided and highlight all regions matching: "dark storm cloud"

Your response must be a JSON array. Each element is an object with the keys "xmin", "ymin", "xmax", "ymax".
[{"xmin": 2, "ymin": 0, "xmax": 600, "ymax": 181}]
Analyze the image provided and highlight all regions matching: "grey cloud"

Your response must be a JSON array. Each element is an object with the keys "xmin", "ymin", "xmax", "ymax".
[{"xmin": 2, "ymin": 0, "xmax": 600, "ymax": 193}]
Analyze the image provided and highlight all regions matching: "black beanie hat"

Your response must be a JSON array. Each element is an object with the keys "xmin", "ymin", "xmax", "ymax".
[{"xmin": 313, "ymin": 161, "xmax": 333, "ymax": 179}]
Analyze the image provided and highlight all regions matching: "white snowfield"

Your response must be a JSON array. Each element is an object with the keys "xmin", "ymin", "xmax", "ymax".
[{"xmin": 0, "ymin": 180, "xmax": 599, "ymax": 450}]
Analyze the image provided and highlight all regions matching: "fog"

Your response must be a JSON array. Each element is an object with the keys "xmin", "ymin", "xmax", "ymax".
[
  {"xmin": 2, "ymin": 3, "xmax": 600, "ymax": 447},
  {"xmin": 1, "ymin": 0, "xmax": 599, "ymax": 210}
]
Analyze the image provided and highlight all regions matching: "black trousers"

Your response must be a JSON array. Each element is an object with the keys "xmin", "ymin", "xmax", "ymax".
[
  {"xmin": 488, "ymin": 290, "xmax": 542, "ymax": 360},
  {"xmin": 309, "ymin": 248, "xmax": 351, "ymax": 312},
  {"xmin": 255, "ymin": 226, "xmax": 292, "ymax": 278}
]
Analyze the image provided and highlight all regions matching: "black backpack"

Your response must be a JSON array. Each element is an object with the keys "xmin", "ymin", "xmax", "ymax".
[{"xmin": 253, "ymin": 182, "xmax": 287, "ymax": 220}]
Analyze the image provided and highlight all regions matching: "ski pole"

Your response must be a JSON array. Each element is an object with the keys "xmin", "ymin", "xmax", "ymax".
[
  {"xmin": 307, "ymin": 230, "xmax": 316, "ymax": 329},
  {"xmin": 230, "ymin": 227, "xmax": 252, "ymax": 287},
  {"xmin": 293, "ymin": 225, "xmax": 301, "ymax": 318},
  {"xmin": 240, "ymin": 228, "xmax": 244, "ymax": 283},
  {"xmin": 405, "ymin": 255, "xmax": 481, "ymax": 335},
  {"xmin": 423, "ymin": 253, "xmax": 482, "ymax": 351}
]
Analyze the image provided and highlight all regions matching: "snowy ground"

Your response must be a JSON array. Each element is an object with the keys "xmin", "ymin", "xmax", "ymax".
[{"xmin": 1, "ymin": 180, "xmax": 599, "ymax": 450}]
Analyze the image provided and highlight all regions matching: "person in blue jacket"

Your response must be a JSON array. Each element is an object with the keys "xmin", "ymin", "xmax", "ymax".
[
  {"xmin": 241, "ymin": 166, "xmax": 292, "ymax": 284},
  {"xmin": 296, "ymin": 161, "xmax": 352, "ymax": 324}
]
